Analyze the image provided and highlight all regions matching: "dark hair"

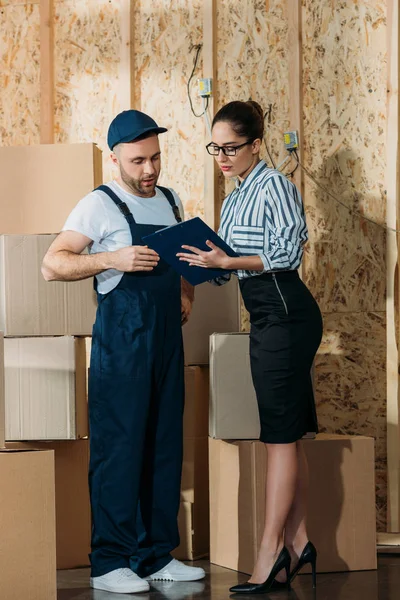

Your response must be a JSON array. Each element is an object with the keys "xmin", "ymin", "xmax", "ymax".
[{"xmin": 212, "ymin": 100, "xmax": 264, "ymax": 140}]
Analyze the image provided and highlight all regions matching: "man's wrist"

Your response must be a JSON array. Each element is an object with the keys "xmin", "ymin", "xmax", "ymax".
[{"xmin": 101, "ymin": 251, "xmax": 115, "ymax": 270}]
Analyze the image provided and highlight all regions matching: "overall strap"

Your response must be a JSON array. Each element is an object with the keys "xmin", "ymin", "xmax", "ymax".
[
  {"xmin": 94, "ymin": 185, "xmax": 137, "ymax": 293},
  {"xmin": 96, "ymin": 184, "xmax": 137, "ymax": 230},
  {"xmin": 156, "ymin": 185, "xmax": 182, "ymax": 223}
]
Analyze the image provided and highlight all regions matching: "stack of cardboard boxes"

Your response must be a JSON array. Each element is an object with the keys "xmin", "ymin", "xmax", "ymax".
[
  {"xmin": 173, "ymin": 277, "xmax": 242, "ymax": 560},
  {"xmin": 208, "ymin": 331, "xmax": 378, "ymax": 574},
  {"xmin": 0, "ymin": 142, "xmax": 244, "ymax": 581},
  {"xmin": 0, "ymin": 143, "xmax": 102, "ymax": 598}
]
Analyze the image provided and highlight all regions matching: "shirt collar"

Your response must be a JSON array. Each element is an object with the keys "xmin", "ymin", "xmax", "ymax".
[{"xmin": 235, "ymin": 160, "xmax": 268, "ymax": 191}]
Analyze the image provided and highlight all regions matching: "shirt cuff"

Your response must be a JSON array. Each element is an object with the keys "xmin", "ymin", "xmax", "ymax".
[{"xmin": 259, "ymin": 253, "xmax": 271, "ymax": 272}]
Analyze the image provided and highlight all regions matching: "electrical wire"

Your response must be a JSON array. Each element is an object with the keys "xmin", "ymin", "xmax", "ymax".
[
  {"xmin": 203, "ymin": 97, "xmax": 212, "ymax": 136},
  {"xmin": 263, "ymin": 105, "xmax": 276, "ymax": 169},
  {"xmin": 187, "ymin": 44, "xmax": 209, "ymax": 118},
  {"xmin": 292, "ymin": 150, "xmax": 399, "ymax": 234},
  {"xmin": 282, "ymin": 150, "xmax": 299, "ymax": 178},
  {"xmin": 276, "ymin": 155, "xmax": 291, "ymax": 171}
]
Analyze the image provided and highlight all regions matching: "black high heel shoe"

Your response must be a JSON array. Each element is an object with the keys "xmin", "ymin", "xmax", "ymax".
[
  {"xmin": 229, "ymin": 546, "xmax": 291, "ymax": 594},
  {"xmin": 273, "ymin": 541, "xmax": 317, "ymax": 589}
]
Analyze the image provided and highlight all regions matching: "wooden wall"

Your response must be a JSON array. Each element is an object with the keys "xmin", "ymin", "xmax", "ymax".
[
  {"xmin": 0, "ymin": 0, "xmax": 391, "ymax": 531},
  {"xmin": 133, "ymin": 0, "xmax": 205, "ymax": 218},
  {"xmin": 0, "ymin": 2, "xmax": 41, "ymax": 145},
  {"xmin": 302, "ymin": 1, "xmax": 388, "ymax": 530}
]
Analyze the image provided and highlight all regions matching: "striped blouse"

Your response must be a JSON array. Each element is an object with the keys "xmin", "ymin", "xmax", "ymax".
[{"xmin": 214, "ymin": 160, "xmax": 308, "ymax": 284}]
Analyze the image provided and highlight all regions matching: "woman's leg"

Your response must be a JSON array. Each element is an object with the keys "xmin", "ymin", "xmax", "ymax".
[
  {"xmin": 249, "ymin": 442, "xmax": 298, "ymax": 583},
  {"xmin": 285, "ymin": 441, "xmax": 310, "ymax": 550},
  {"xmin": 275, "ymin": 440, "xmax": 310, "ymax": 581}
]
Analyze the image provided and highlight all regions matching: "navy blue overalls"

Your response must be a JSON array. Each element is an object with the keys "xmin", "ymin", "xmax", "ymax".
[{"xmin": 88, "ymin": 184, "xmax": 184, "ymax": 578}]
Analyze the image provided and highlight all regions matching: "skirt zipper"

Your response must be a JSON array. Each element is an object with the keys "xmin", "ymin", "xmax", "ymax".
[{"xmin": 272, "ymin": 273, "xmax": 289, "ymax": 315}]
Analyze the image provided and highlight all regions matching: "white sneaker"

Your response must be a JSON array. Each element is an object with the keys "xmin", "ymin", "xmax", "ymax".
[
  {"xmin": 146, "ymin": 559, "xmax": 205, "ymax": 582},
  {"xmin": 90, "ymin": 568, "xmax": 150, "ymax": 594},
  {"xmin": 150, "ymin": 580, "xmax": 206, "ymax": 599}
]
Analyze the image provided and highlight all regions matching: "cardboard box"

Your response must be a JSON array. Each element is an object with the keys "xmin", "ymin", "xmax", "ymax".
[
  {"xmin": 0, "ymin": 449, "xmax": 57, "ymax": 599},
  {"xmin": 183, "ymin": 278, "xmax": 240, "ymax": 365},
  {"xmin": 6, "ymin": 440, "xmax": 91, "ymax": 570},
  {"xmin": 182, "ymin": 367, "xmax": 209, "ymax": 505},
  {"xmin": 183, "ymin": 366, "xmax": 209, "ymax": 439},
  {"xmin": 181, "ymin": 436, "xmax": 209, "ymax": 504},
  {"xmin": 0, "ymin": 333, "xmax": 4, "ymax": 448},
  {"xmin": 173, "ymin": 501, "xmax": 209, "ymax": 561},
  {"xmin": 0, "ymin": 143, "xmax": 102, "ymax": 234},
  {"xmin": 209, "ymin": 333, "xmax": 316, "ymax": 440},
  {"xmin": 209, "ymin": 434, "xmax": 377, "ymax": 574},
  {"xmin": 209, "ymin": 333, "xmax": 259, "ymax": 439},
  {"xmin": 174, "ymin": 366, "xmax": 210, "ymax": 560},
  {"xmin": 0, "ymin": 234, "xmax": 97, "ymax": 336},
  {"xmin": 4, "ymin": 336, "xmax": 88, "ymax": 441}
]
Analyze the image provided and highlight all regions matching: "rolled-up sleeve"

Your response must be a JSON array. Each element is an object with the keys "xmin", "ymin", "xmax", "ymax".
[{"xmin": 260, "ymin": 174, "xmax": 308, "ymax": 272}]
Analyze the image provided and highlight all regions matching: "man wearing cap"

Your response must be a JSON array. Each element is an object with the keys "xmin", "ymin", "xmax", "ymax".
[{"xmin": 42, "ymin": 110, "xmax": 204, "ymax": 594}]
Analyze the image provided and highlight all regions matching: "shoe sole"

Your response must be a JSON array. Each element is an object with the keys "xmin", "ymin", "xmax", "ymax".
[
  {"xmin": 146, "ymin": 572, "xmax": 206, "ymax": 582},
  {"xmin": 90, "ymin": 579, "xmax": 150, "ymax": 593}
]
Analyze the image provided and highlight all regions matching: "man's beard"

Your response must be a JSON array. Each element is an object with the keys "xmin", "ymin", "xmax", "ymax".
[{"xmin": 120, "ymin": 165, "xmax": 158, "ymax": 197}]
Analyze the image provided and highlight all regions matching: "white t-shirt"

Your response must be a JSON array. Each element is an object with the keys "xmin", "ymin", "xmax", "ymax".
[{"xmin": 62, "ymin": 180, "xmax": 184, "ymax": 294}]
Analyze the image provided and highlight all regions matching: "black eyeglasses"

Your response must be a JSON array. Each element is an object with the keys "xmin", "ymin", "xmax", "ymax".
[{"xmin": 206, "ymin": 141, "xmax": 253, "ymax": 156}]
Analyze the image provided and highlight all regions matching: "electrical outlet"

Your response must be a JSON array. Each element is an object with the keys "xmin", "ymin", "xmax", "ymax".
[
  {"xmin": 283, "ymin": 131, "xmax": 299, "ymax": 151},
  {"xmin": 198, "ymin": 78, "xmax": 213, "ymax": 97}
]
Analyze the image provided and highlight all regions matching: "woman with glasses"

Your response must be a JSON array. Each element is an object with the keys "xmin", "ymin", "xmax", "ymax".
[{"xmin": 177, "ymin": 100, "xmax": 323, "ymax": 594}]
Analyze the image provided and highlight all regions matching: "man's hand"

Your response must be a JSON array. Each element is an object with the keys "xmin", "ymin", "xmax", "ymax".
[
  {"xmin": 110, "ymin": 246, "xmax": 160, "ymax": 272},
  {"xmin": 181, "ymin": 278, "xmax": 194, "ymax": 325},
  {"xmin": 42, "ymin": 232, "xmax": 160, "ymax": 282},
  {"xmin": 181, "ymin": 293, "xmax": 193, "ymax": 325}
]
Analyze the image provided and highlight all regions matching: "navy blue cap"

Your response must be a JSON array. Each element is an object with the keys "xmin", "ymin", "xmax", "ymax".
[{"xmin": 107, "ymin": 110, "xmax": 168, "ymax": 150}]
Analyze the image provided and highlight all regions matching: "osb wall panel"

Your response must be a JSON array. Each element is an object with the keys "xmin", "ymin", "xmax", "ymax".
[
  {"xmin": 302, "ymin": 1, "xmax": 387, "ymax": 313},
  {"xmin": 315, "ymin": 311, "xmax": 387, "ymax": 531},
  {"xmin": 54, "ymin": 0, "xmax": 129, "ymax": 182},
  {"xmin": 133, "ymin": 0, "xmax": 205, "ymax": 219},
  {"xmin": 0, "ymin": 2, "xmax": 40, "ymax": 145},
  {"xmin": 302, "ymin": 1, "xmax": 387, "ymax": 529},
  {"xmin": 216, "ymin": 0, "xmax": 290, "ymax": 176}
]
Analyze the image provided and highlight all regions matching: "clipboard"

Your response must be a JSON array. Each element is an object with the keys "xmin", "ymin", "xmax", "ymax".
[{"xmin": 142, "ymin": 216, "xmax": 238, "ymax": 286}]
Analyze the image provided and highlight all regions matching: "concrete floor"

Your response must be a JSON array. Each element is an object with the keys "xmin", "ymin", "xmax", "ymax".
[{"xmin": 57, "ymin": 555, "xmax": 399, "ymax": 600}]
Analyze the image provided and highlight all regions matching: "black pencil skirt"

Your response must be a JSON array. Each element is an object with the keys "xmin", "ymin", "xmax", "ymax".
[{"xmin": 239, "ymin": 270, "xmax": 323, "ymax": 444}]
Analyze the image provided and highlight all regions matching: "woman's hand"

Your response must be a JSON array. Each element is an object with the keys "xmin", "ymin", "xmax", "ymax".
[{"xmin": 177, "ymin": 241, "xmax": 230, "ymax": 269}]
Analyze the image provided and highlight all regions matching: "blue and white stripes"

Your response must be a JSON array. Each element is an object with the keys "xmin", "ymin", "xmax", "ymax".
[{"xmin": 215, "ymin": 160, "xmax": 308, "ymax": 282}]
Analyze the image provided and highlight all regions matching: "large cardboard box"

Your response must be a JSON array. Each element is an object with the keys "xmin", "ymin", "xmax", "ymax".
[
  {"xmin": 209, "ymin": 434, "xmax": 377, "ymax": 574},
  {"xmin": 183, "ymin": 366, "xmax": 209, "ymax": 440},
  {"xmin": 173, "ymin": 501, "xmax": 209, "ymax": 561},
  {"xmin": 174, "ymin": 366, "xmax": 210, "ymax": 560},
  {"xmin": 0, "ymin": 234, "xmax": 97, "ymax": 336},
  {"xmin": 183, "ymin": 278, "xmax": 240, "ymax": 365},
  {"xmin": 4, "ymin": 336, "xmax": 88, "ymax": 441},
  {"xmin": 209, "ymin": 333, "xmax": 316, "ymax": 440},
  {"xmin": 209, "ymin": 333, "xmax": 259, "ymax": 439},
  {"xmin": 181, "ymin": 436, "xmax": 208, "ymax": 505},
  {"xmin": 6, "ymin": 440, "xmax": 91, "ymax": 570},
  {"xmin": 0, "ymin": 449, "xmax": 57, "ymax": 599},
  {"xmin": 0, "ymin": 143, "xmax": 102, "ymax": 234},
  {"xmin": 0, "ymin": 333, "xmax": 4, "ymax": 448}
]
